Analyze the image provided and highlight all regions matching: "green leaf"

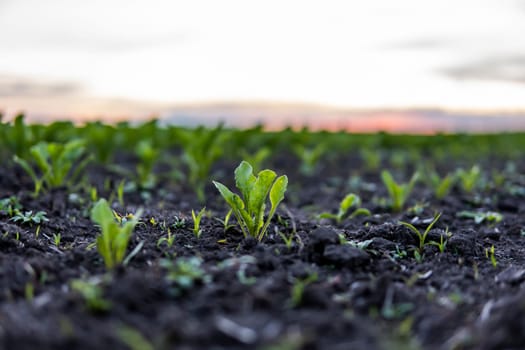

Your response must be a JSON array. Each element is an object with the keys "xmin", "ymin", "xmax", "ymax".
[{"xmin": 235, "ymin": 161, "xmax": 256, "ymax": 202}]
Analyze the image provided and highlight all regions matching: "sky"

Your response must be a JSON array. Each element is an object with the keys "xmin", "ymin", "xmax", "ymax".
[{"xmin": 1, "ymin": 0, "xmax": 525, "ymax": 124}]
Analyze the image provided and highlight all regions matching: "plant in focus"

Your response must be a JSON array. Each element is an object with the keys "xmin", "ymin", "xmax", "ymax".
[
  {"xmin": 399, "ymin": 213, "xmax": 441, "ymax": 253},
  {"xmin": 213, "ymin": 161, "xmax": 288, "ymax": 241},
  {"xmin": 90, "ymin": 199, "xmax": 142, "ymax": 269},
  {"xmin": 191, "ymin": 207, "xmax": 206, "ymax": 238}
]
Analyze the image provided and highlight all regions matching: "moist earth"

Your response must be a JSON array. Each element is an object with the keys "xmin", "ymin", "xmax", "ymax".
[{"xmin": 0, "ymin": 147, "xmax": 525, "ymax": 350}]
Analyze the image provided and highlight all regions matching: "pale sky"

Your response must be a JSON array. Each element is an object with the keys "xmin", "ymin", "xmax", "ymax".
[{"xmin": 1, "ymin": 0, "xmax": 525, "ymax": 119}]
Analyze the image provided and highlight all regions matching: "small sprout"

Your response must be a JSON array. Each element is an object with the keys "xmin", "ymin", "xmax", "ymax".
[
  {"xmin": 428, "ymin": 227, "xmax": 450, "ymax": 253},
  {"xmin": 172, "ymin": 216, "xmax": 186, "ymax": 229},
  {"xmin": 13, "ymin": 139, "xmax": 90, "ymax": 196},
  {"xmin": 381, "ymin": 170, "xmax": 420, "ymax": 212},
  {"xmin": 135, "ymin": 139, "xmax": 159, "ymax": 190},
  {"xmin": 288, "ymin": 272, "xmax": 318, "ymax": 308},
  {"xmin": 90, "ymin": 199, "xmax": 142, "ymax": 270},
  {"xmin": 456, "ymin": 165, "xmax": 481, "ymax": 193},
  {"xmin": 191, "ymin": 207, "xmax": 206, "ymax": 238},
  {"xmin": 319, "ymin": 193, "xmax": 371, "ymax": 223},
  {"xmin": 52, "ymin": 233, "xmax": 61, "ymax": 247},
  {"xmin": 292, "ymin": 143, "xmax": 326, "ymax": 176},
  {"xmin": 11, "ymin": 210, "xmax": 49, "ymax": 225},
  {"xmin": 157, "ymin": 228, "xmax": 175, "ymax": 248},
  {"xmin": 0, "ymin": 196, "xmax": 22, "ymax": 216},
  {"xmin": 214, "ymin": 209, "xmax": 236, "ymax": 232},
  {"xmin": 161, "ymin": 256, "xmax": 211, "ymax": 296},
  {"xmin": 428, "ymin": 171, "xmax": 456, "ymax": 199},
  {"xmin": 277, "ymin": 228, "xmax": 295, "ymax": 249},
  {"xmin": 457, "ymin": 211, "xmax": 503, "ymax": 224},
  {"xmin": 71, "ymin": 278, "xmax": 111, "ymax": 312},
  {"xmin": 485, "ymin": 245, "xmax": 498, "ymax": 268},
  {"xmin": 399, "ymin": 213, "xmax": 441, "ymax": 253},
  {"xmin": 213, "ymin": 161, "xmax": 288, "ymax": 241}
]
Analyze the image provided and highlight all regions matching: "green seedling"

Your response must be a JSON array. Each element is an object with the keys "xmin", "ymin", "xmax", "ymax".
[
  {"xmin": 457, "ymin": 211, "xmax": 503, "ymax": 224},
  {"xmin": 191, "ymin": 207, "xmax": 206, "ymax": 238},
  {"xmin": 428, "ymin": 227, "xmax": 450, "ymax": 253},
  {"xmin": 157, "ymin": 227, "xmax": 175, "ymax": 248},
  {"xmin": 381, "ymin": 170, "xmax": 420, "ymax": 212},
  {"xmin": 52, "ymin": 233, "xmax": 61, "ymax": 247},
  {"xmin": 428, "ymin": 171, "xmax": 456, "ymax": 199},
  {"xmin": 319, "ymin": 193, "xmax": 371, "ymax": 223},
  {"xmin": 0, "ymin": 196, "xmax": 22, "ymax": 216},
  {"xmin": 288, "ymin": 272, "xmax": 318, "ymax": 308},
  {"xmin": 134, "ymin": 140, "xmax": 159, "ymax": 189},
  {"xmin": 485, "ymin": 245, "xmax": 498, "ymax": 268},
  {"xmin": 214, "ymin": 209, "xmax": 236, "ymax": 232},
  {"xmin": 71, "ymin": 278, "xmax": 111, "ymax": 312},
  {"xmin": 161, "ymin": 256, "xmax": 211, "ymax": 296},
  {"xmin": 456, "ymin": 165, "xmax": 481, "ymax": 193},
  {"xmin": 213, "ymin": 161, "xmax": 288, "ymax": 241},
  {"xmin": 11, "ymin": 210, "xmax": 49, "ymax": 225},
  {"xmin": 90, "ymin": 199, "xmax": 142, "ymax": 269},
  {"xmin": 13, "ymin": 139, "xmax": 90, "ymax": 196},
  {"xmin": 172, "ymin": 216, "xmax": 186, "ymax": 229},
  {"xmin": 292, "ymin": 143, "xmax": 325, "ymax": 176},
  {"xmin": 360, "ymin": 148, "xmax": 381, "ymax": 171},
  {"xmin": 179, "ymin": 125, "xmax": 224, "ymax": 202},
  {"xmin": 116, "ymin": 325, "xmax": 154, "ymax": 350},
  {"xmin": 399, "ymin": 213, "xmax": 441, "ymax": 253}
]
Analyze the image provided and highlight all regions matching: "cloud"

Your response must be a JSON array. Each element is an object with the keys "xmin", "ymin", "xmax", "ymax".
[
  {"xmin": 387, "ymin": 37, "xmax": 451, "ymax": 51},
  {"xmin": 440, "ymin": 55, "xmax": 525, "ymax": 84},
  {"xmin": 0, "ymin": 75, "xmax": 82, "ymax": 97}
]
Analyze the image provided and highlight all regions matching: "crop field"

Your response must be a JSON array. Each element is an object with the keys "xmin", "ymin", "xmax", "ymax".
[{"xmin": 1, "ymin": 115, "xmax": 525, "ymax": 349}]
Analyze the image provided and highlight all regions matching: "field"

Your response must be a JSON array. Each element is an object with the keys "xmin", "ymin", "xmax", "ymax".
[{"xmin": 1, "ymin": 115, "xmax": 525, "ymax": 350}]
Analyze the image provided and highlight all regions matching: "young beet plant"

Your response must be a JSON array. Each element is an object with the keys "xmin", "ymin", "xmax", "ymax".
[
  {"xmin": 319, "ymin": 193, "xmax": 370, "ymax": 224},
  {"xmin": 90, "ymin": 199, "xmax": 142, "ymax": 269},
  {"xmin": 13, "ymin": 139, "xmax": 90, "ymax": 196},
  {"xmin": 213, "ymin": 161, "xmax": 288, "ymax": 241},
  {"xmin": 381, "ymin": 170, "xmax": 420, "ymax": 212}
]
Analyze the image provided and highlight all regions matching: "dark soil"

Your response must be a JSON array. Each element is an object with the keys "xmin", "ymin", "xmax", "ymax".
[{"xmin": 1, "ymin": 150, "xmax": 525, "ymax": 350}]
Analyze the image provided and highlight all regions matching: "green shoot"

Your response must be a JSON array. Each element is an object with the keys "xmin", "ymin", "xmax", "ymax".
[
  {"xmin": 428, "ymin": 227, "xmax": 450, "ymax": 253},
  {"xmin": 456, "ymin": 165, "xmax": 481, "ymax": 193},
  {"xmin": 90, "ymin": 199, "xmax": 142, "ymax": 270},
  {"xmin": 135, "ymin": 140, "xmax": 159, "ymax": 189},
  {"xmin": 161, "ymin": 256, "xmax": 211, "ymax": 296},
  {"xmin": 0, "ymin": 196, "xmax": 22, "ymax": 216},
  {"xmin": 428, "ymin": 171, "xmax": 456, "ymax": 200},
  {"xmin": 157, "ymin": 227, "xmax": 175, "ymax": 248},
  {"xmin": 214, "ymin": 209, "xmax": 236, "ymax": 232},
  {"xmin": 213, "ymin": 161, "xmax": 288, "ymax": 241},
  {"xmin": 191, "ymin": 207, "xmax": 206, "ymax": 238},
  {"xmin": 457, "ymin": 211, "xmax": 503, "ymax": 225},
  {"xmin": 485, "ymin": 245, "xmax": 498, "ymax": 268},
  {"xmin": 292, "ymin": 143, "xmax": 325, "ymax": 176},
  {"xmin": 288, "ymin": 272, "xmax": 318, "ymax": 308},
  {"xmin": 399, "ymin": 213, "xmax": 441, "ymax": 253},
  {"xmin": 13, "ymin": 139, "xmax": 90, "ymax": 196},
  {"xmin": 318, "ymin": 193, "xmax": 371, "ymax": 223},
  {"xmin": 11, "ymin": 210, "xmax": 49, "ymax": 226},
  {"xmin": 71, "ymin": 278, "xmax": 111, "ymax": 312},
  {"xmin": 381, "ymin": 170, "xmax": 420, "ymax": 212},
  {"xmin": 52, "ymin": 233, "xmax": 61, "ymax": 247}
]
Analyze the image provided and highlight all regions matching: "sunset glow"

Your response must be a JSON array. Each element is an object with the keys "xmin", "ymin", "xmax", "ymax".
[{"xmin": 1, "ymin": 1, "xmax": 525, "ymax": 131}]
